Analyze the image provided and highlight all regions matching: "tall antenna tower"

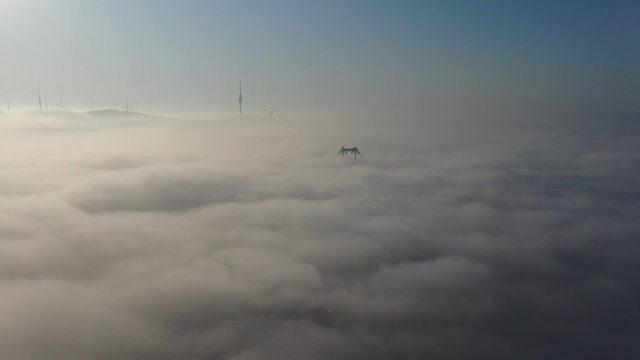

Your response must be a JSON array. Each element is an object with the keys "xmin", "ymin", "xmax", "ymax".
[{"xmin": 239, "ymin": 80, "xmax": 243, "ymax": 115}]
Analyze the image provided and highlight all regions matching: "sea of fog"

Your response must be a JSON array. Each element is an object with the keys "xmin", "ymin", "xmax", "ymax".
[{"xmin": 0, "ymin": 110, "xmax": 638, "ymax": 359}]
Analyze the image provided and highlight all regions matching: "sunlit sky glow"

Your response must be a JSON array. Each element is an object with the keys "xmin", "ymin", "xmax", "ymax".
[{"xmin": 0, "ymin": 0, "xmax": 638, "ymax": 121}]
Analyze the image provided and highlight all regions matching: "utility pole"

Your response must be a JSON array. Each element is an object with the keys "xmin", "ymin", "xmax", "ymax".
[{"xmin": 239, "ymin": 80, "xmax": 243, "ymax": 115}]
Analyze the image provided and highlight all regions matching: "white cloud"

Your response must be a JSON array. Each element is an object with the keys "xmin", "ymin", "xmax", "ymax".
[{"xmin": 0, "ymin": 112, "xmax": 637, "ymax": 359}]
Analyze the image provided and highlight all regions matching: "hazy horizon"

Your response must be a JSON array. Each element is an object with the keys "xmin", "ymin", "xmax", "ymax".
[{"xmin": 2, "ymin": 1, "xmax": 638, "ymax": 122}]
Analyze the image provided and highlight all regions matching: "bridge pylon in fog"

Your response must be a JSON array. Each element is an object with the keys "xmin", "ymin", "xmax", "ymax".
[{"xmin": 338, "ymin": 146, "xmax": 366, "ymax": 163}]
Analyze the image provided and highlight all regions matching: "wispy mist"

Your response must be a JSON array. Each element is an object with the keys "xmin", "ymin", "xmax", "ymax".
[{"xmin": 0, "ymin": 1, "xmax": 639, "ymax": 359}]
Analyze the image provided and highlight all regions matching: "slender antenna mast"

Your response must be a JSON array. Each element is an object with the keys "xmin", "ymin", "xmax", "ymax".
[
  {"xmin": 38, "ymin": 89, "xmax": 42, "ymax": 112},
  {"xmin": 239, "ymin": 80, "xmax": 243, "ymax": 115}
]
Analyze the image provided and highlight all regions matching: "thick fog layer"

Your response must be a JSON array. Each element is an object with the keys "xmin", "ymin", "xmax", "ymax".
[{"xmin": 0, "ymin": 111, "xmax": 638, "ymax": 359}]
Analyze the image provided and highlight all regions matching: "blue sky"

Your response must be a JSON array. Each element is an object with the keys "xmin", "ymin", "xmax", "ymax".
[{"xmin": 1, "ymin": 0, "xmax": 637, "ymax": 119}]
